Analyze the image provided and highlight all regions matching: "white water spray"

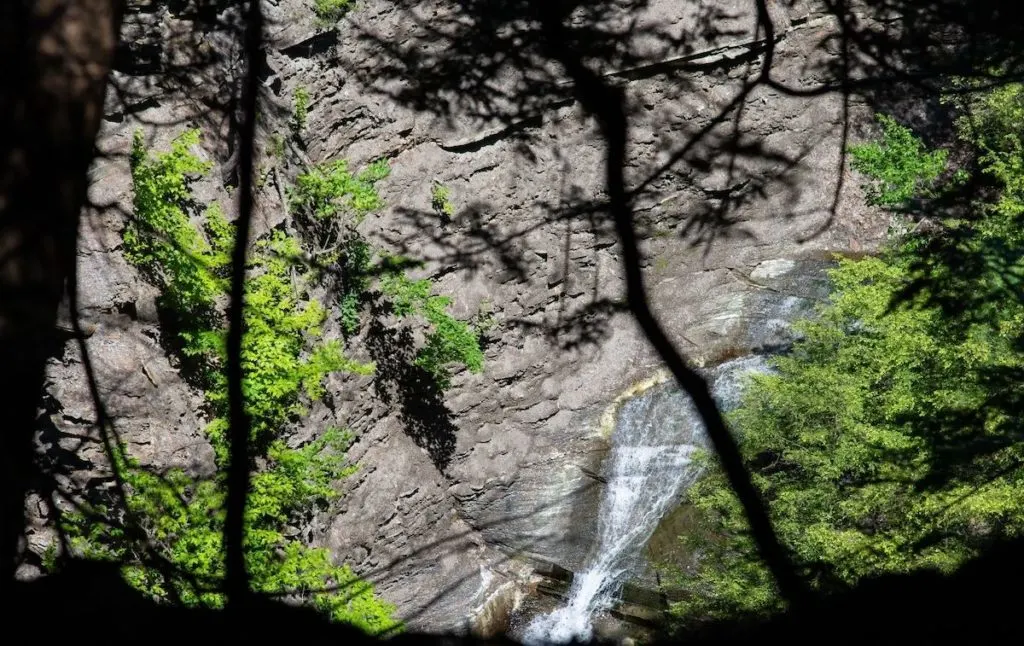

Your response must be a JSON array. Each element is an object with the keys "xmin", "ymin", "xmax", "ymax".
[{"xmin": 523, "ymin": 356, "xmax": 769, "ymax": 644}]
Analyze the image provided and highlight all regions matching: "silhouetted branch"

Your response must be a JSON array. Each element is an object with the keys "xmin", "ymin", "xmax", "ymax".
[
  {"xmin": 224, "ymin": 0, "xmax": 263, "ymax": 608},
  {"xmin": 535, "ymin": 3, "xmax": 807, "ymax": 608}
]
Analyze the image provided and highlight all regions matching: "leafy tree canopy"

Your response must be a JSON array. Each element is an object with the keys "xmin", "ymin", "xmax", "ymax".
[{"xmin": 670, "ymin": 85, "xmax": 1024, "ymax": 626}]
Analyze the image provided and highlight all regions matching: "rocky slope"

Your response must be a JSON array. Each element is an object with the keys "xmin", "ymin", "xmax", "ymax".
[{"xmin": 27, "ymin": 0, "xmax": 890, "ymax": 634}]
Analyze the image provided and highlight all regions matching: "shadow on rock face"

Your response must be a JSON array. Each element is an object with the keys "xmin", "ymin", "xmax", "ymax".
[{"xmin": 364, "ymin": 314, "xmax": 458, "ymax": 472}]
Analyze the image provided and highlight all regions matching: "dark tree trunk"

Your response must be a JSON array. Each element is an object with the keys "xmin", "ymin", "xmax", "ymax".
[{"xmin": 0, "ymin": 0, "xmax": 125, "ymax": 585}]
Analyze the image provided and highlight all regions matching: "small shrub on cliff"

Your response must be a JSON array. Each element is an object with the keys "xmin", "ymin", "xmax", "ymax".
[
  {"xmin": 380, "ymin": 270, "xmax": 484, "ymax": 389},
  {"xmin": 849, "ymin": 113, "xmax": 948, "ymax": 208},
  {"xmin": 471, "ymin": 299, "xmax": 499, "ymax": 344},
  {"xmin": 313, "ymin": 0, "xmax": 352, "ymax": 24},
  {"xmin": 202, "ymin": 230, "xmax": 374, "ymax": 457},
  {"xmin": 430, "ymin": 181, "xmax": 455, "ymax": 222},
  {"xmin": 124, "ymin": 129, "xmax": 224, "ymax": 329},
  {"xmin": 290, "ymin": 158, "xmax": 483, "ymax": 386},
  {"xmin": 291, "ymin": 159, "xmax": 389, "ymax": 224},
  {"xmin": 291, "ymin": 86, "xmax": 310, "ymax": 136},
  {"xmin": 290, "ymin": 159, "xmax": 389, "ymax": 336}
]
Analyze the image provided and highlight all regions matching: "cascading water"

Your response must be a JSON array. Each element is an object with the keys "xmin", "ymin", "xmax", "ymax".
[{"xmin": 523, "ymin": 356, "xmax": 770, "ymax": 644}]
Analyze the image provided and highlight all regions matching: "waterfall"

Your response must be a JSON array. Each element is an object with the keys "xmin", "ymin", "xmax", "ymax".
[{"xmin": 522, "ymin": 356, "xmax": 770, "ymax": 644}]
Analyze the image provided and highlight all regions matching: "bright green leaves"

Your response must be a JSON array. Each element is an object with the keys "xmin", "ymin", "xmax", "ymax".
[
  {"xmin": 380, "ymin": 271, "xmax": 433, "ymax": 317},
  {"xmin": 125, "ymin": 130, "xmax": 230, "ymax": 358},
  {"xmin": 289, "ymin": 160, "xmax": 388, "ymax": 339},
  {"xmin": 203, "ymin": 203, "xmax": 235, "ymax": 269},
  {"xmin": 339, "ymin": 237, "xmax": 372, "ymax": 337},
  {"xmin": 125, "ymin": 134, "xmax": 368, "ymax": 455},
  {"xmin": 674, "ymin": 250, "xmax": 1024, "ymax": 625},
  {"xmin": 431, "ymin": 181, "xmax": 455, "ymax": 221},
  {"xmin": 291, "ymin": 86, "xmax": 310, "ymax": 136},
  {"xmin": 958, "ymin": 83, "xmax": 1024, "ymax": 219},
  {"xmin": 672, "ymin": 93, "xmax": 1024, "ymax": 628},
  {"xmin": 850, "ymin": 113, "xmax": 948, "ymax": 207},
  {"xmin": 284, "ymin": 156, "xmax": 484, "ymax": 392},
  {"xmin": 97, "ymin": 131, "xmax": 397, "ymax": 631},
  {"xmin": 264, "ymin": 543, "xmax": 393, "ymax": 634},
  {"xmin": 207, "ymin": 230, "xmax": 371, "ymax": 453},
  {"xmin": 358, "ymin": 158, "xmax": 391, "ymax": 185},
  {"xmin": 290, "ymin": 159, "xmax": 390, "ymax": 223},
  {"xmin": 62, "ymin": 432, "xmax": 386, "ymax": 619},
  {"xmin": 288, "ymin": 160, "xmax": 387, "ymax": 336},
  {"xmin": 61, "ymin": 447, "xmax": 229, "ymax": 607},
  {"xmin": 248, "ymin": 428, "xmax": 356, "ymax": 527},
  {"xmin": 948, "ymin": 84, "xmax": 1024, "ymax": 311},
  {"xmin": 312, "ymin": 0, "xmax": 352, "ymax": 25},
  {"xmin": 90, "ymin": 130, "xmax": 476, "ymax": 630},
  {"xmin": 287, "ymin": 155, "xmax": 483, "ymax": 387},
  {"xmin": 380, "ymin": 271, "xmax": 485, "ymax": 389},
  {"xmin": 417, "ymin": 295, "xmax": 485, "ymax": 388},
  {"xmin": 125, "ymin": 129, "xmax": 226, "ymax": 331}
]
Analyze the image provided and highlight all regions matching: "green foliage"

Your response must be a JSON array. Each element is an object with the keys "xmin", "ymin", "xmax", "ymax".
[
  {"xmin": 431, "ymin": 181, "xmax": 455, "ymax": 221},
  {"xmin": 358, "ymin": 158, "xmax": 392, "ymax": 184},
  {"xmin": 290, "ymin": 159, "xmax": 389, "ymax": 223},
  {"xmin": 415, "ymin": 312, "xmax": 486, "ymax": 390},
  {"xmin": 849, "ymin": 114, "xmax": 948, "ymax": 207},
  {"xmin": 71, "ymin": 131, "xmax": 396, "ymax": 633},
  {"xmin": 944, "ymin": 84, "xmax": 1024, "ymax": 302},
  {"xmin": 63, "ymin": 437, "xmax": 394, "ymax": 632},
  {"xmin": 471, "ymin": 299, "xmax": 498, "ymax": 341},
  {"xmin": 871, "ymin": 84, "xmax": 1024, "ymax": 338},
  {"xmin": 267, "ymin": 133, "xmax": 286, "ymax": 160},
  {"xmin": 379, "ymin": 271, "xmax": 433, "ymax": 317},
  {"xmin": 41, "ymin": 542, "xmax": 59, "ymax": 574},
  {"xmin": 960, "ymin": 85, "xmax": 1024, "ymax": 217},
  {"xmin": 289, "ymin": 159, "xmax": 389, "ymax": 336},
  {"xmin": 291, "ymin": 87, "xmax": 310, "ymax": 136},
  {"xmin": 288, "ymin": 158, "xmax": 482, "ymax": 386},
  {"xmin": 203, "ymin": 231, "xmax": 374, "ymax": 457},
  {"xmin": 260, "ymin": 428, "xmax": 360, "ymax": 516},
  {"xmin": 380, "ymin": 271, "xmax": 484, "ymax": 389},
  {"xmin": 93, "ymin": 134, "xmax": 478, "ymax": 630},
  {"xmin": 339, "ymin": 237, "xmax": 372, "ymax": 336},
  {"xmin": 124, "ymin": 130, "xmax": 225, "ymax": 331},
  {"xmin": 672, "ymin": 255, "xmax": 1024, "ymax": 623},
  {"xmin": 312, "ymin": 0, "xmax": 352, "ymax": 24},
  {"xmin": 670, "ymin": 92, "xmax": 1024, "ymax": 627}
]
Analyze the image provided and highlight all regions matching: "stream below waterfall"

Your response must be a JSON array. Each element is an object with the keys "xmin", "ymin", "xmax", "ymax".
[{"xmin": 521, "ymin": 355, "xmax": 771, "ymax": 644}]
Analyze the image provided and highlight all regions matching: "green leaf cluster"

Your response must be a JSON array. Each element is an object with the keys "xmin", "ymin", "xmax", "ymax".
[
  {"xmin": 291, "ymin": 86, "xmax": 310, "ymax": 136},
  {"xmin": 71, "ymin": 130, "xmax": 480, "ymax": 629},
  {"xmin": 289, "ymin": 159, "xmax": 388, "ymax": 336},
  {"xmin": 64, "ymin": 130, "xmax": 396, "ymax": 633},
  {"xmin": 380, "ymin": 271, "xmax": 485, "ymax": 389},
  {"xmin": 287, "ymin": 156, "xmax": 483, "ymax": 388},
  {"xmin": 850, "ymin": 113, "xmax": 948, "ymax": 207},
  {"xmin": 338, "ymin": 236, "xmax": 372, "ymax": 336},
  {"xmin": 431, "ymin": 181, "xmax": 455, "ymax": 221},
  {"xmin": 63, "ymin": 435, "xmax": 393, "ymax": 632},
  {"xmin": 124, "ymin": 130, "xmax": 226, "ymax": 331},
  {"xmin": 290, "ymin": 159, "xmax": 389, "ymax": 223},
  {"xmin": 671, "ymin": 89, "xmax": 1024, "ymax": 626},
  {"xmin": 313, "ymin": 0, "xmax": 352, "ymax": 25},
  {"xmin": 936, "ymin": 83, "xmax": 1024, "ymax": 310},
  {"xmin": 202, "ymin": 230, "xmax": 374, "ymax": 457}
]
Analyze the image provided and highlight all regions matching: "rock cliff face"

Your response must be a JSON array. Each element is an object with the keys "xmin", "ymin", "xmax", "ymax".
[{"xmin": 30, "ymin": 0, "xmax": 889, "ymax": 633}]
